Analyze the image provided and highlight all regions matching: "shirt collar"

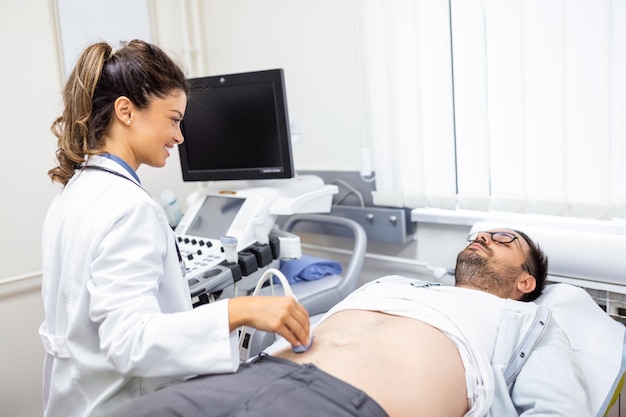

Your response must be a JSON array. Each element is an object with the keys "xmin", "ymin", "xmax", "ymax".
[{"xmin": 100, "ymin": 153, "xmax": 141, "ymax": 184}]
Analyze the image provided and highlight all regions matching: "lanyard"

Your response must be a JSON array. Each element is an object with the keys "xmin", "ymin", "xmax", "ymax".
[
  {"xmin": 80, "ymin": 165, "xmax": 143, "ymax": 189},
  {"xmin": 99, "ymin": 153, "xmax": 141, "ymax": 183}
]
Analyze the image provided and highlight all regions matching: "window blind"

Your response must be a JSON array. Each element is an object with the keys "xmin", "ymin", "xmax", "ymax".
[{"xmin": 360, "ymin": 0, "xmax": 626, "ymax": 220}]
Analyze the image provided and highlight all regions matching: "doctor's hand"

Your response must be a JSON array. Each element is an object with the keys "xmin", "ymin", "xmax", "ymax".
[{"xmin": 228, "ymin": 296, "xmax": 311, "ymax": 349}]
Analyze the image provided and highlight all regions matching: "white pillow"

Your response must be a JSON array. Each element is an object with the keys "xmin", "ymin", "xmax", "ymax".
[{"xmin": 536, "ymin": 283, "xmax": 626, "ymax": 416}]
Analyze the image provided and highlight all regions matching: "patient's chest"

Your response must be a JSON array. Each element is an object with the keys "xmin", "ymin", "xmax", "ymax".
[{"xmin": 325, "ymin": 278, "xmax": 508, "ymax": 362}]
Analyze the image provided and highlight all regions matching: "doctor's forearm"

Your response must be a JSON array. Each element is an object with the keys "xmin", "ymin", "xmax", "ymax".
[{"xmin": 227, "ymin": 296, "xmax": 310, "ymax": 346}]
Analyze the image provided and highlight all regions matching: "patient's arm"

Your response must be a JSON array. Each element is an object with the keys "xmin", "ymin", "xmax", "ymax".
[{"xmin": 510, "ymin": 321, "xmax": 591, "ymax": 416}]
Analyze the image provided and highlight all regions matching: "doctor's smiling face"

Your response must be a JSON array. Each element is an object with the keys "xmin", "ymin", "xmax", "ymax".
[
  {"xmin": 107, "ymin": 89, "xmax": 187, "ymax": 171},
  {"xmin": 48, "ymin": 40, "xmax": 191, "ymax": 186},
  {"xmin": 454, "ymin": 229, "xmax": 539, "ymax": 301}
]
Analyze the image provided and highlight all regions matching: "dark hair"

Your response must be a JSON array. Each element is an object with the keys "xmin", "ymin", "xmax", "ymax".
[
  {"xmin": 49, "ymin": 39, "xmax": 190, "ymax": 185},
  {"xmin": 515, "ymin": 229, "xmax": 549, "ymax": 302}
]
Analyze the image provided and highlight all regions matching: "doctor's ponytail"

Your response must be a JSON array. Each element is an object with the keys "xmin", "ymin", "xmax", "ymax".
[
  {"xmin": 49, "ymin": 42, "xmax": 108, "ymax": 185},
  {"xmin": 48, "ymin": 40, "xmax": 188, "ymax": 185}
]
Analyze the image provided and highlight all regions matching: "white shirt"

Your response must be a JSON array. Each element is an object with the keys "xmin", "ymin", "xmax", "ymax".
[{"xmin": 319, "ymin": 275, "xmax": 539, "ymax": 416}]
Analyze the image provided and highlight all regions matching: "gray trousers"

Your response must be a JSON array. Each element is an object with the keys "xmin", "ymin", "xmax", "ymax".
[{"xmin": 107, "ymin": 354, "xmax": 388, "ymax": 417}]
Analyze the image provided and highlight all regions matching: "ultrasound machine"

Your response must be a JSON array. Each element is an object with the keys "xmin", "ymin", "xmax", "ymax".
[{"xmin": 173, "ymin": 68, "xmax": 338, "ymax": 306}]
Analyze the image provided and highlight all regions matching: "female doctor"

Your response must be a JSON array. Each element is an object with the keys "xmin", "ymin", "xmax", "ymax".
[{"xmin": 40, "ymin": 39, "xmax": 310, "ymax": 417}]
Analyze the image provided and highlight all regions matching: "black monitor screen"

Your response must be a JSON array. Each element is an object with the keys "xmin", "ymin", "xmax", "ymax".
[{"xmin": 179, "ymin": 69, "xmax": 294, "ymax": 181}]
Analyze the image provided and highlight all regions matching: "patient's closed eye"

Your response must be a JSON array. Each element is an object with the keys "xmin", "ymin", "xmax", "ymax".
[{"xmin": 466, "ymin": 231, "xmax": 517, "ymax": 244}]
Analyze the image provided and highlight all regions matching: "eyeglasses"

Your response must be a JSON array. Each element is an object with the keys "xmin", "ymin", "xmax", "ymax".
[{"xmin": 466, "ymin": 231, "xmax": 533, "ymax": 276}]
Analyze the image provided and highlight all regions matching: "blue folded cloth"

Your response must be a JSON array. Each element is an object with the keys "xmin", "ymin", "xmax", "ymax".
[{"xmin": 278, "ymin": 255, "xmax": 343, "ymax": 284}]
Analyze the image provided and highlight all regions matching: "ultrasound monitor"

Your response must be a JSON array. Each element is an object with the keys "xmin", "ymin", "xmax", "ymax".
[{"xmin": 179, "ymin": 68, "xmax": 294, "ymax": 181}]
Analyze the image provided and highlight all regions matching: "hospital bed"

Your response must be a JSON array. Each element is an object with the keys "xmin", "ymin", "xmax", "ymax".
[{"xmin": 261, "ymin": 221, "xmax": 626, "ymax": 417}]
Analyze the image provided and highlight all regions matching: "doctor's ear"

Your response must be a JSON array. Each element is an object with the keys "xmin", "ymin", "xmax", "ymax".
[{"xmin": 113, "ymin": 96, "xmax": 134, "ymax": 125}]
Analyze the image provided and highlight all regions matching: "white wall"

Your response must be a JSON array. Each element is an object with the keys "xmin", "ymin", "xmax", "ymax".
[
  {"xmin": 0, "ymin": 1, "xmax": 60, "ymax": 412},
  {"xmin": 1, "ymin": 0, "xmax": 61, "ymax": 280}
]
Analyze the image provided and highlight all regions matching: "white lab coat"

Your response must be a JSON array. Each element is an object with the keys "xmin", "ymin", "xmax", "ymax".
[{"xmin": 39, "ymin": 156, "xmax": 240, "ymax": 417}]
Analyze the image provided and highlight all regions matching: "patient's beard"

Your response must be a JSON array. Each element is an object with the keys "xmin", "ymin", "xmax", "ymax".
[{"xmin": 454, "ymin": 248, "xmax": 520, "ymax": 298}]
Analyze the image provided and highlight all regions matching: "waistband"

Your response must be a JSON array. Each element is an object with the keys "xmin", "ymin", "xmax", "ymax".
[{"xmin": 251, "ymin": 354, "xmax": 389, "ymax": 417}]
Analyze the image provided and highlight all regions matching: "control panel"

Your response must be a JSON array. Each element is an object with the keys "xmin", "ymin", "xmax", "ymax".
[{"xmin": 178, "ymin": 232, "xmax": 281, "ymax": 307}]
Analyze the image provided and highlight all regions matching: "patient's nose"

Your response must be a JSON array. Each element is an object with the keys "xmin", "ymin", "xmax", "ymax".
[{"xmin": 475, "ymin": 232, "xmax": 491, "ymax": 243}]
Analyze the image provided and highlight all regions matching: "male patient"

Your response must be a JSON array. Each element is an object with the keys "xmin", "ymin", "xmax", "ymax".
[{"xmin": 108, "ymin": 229, "xmax": 590, "ymax": 417}]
